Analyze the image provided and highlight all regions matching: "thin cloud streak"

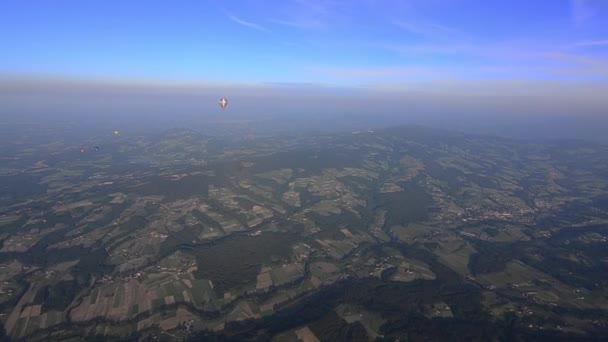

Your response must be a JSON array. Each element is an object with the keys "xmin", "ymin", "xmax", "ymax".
[
  {"xmin": 374, "ymin": 38, "xmax": 608, "ymax": 81},
  {"xmin": 575, "ymin": 40, "xmax": 608, "ymax": 47},
  {"xmin": 392, "ymin": 20, "xmax": 466, "ymax": 40},
  {"xmin": 362, "ymin": 79, "xmax": 608, "ymax": 98},
  {"xmin": 306, "ymin": 64, "xmax": 566, "ymax": 82},
  {"xmin": 379, "ymin": 41, "xmax": 550, "ymax": 63},
  {"xmin": 226, "ymin": 12, "xmax": 271, "ymax": 32},
  {"xmin": 270, "ymin": 18, "xmax": 326, "ymax": 31},
  {"xmin": 307, "ymin": 66, "xmax": 437, "ymax": 78},
  {"xmin": 543, "ymin": 53, "xmax": 608, "ymax": 78},
  {"xmin": 270, "ymin": 0, "xmax": 344, "ymax": 31}
]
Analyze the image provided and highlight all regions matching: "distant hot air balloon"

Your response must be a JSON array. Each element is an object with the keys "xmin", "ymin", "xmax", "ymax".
[{"xmin": 218, "ymin": 98, "xmax": 228, "ymax": 110}]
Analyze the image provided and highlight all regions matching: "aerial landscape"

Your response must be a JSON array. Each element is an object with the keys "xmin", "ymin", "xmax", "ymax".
[
  {"xmin": 1, "ymin": 124, "xmax": 607, "ymax": 341},
  {"xmin": 2, "ymin": 0, "xmax": 608, "ymax": 341}
]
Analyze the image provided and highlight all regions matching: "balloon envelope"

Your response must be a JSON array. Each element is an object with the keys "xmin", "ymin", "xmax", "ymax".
[{"xmin": 218, "ymin": 98, "xmax": 228, "ymax": 110}]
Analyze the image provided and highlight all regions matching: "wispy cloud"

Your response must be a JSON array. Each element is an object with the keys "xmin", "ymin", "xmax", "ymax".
[
  {"xmin": 270, "ymin": 18, "xmax": 326, "ymax": 31},
  {"xmin": 571, "ymin": 0, "xmax": 596, "ymax": 25},
  {"xmin": 543, "ymin": 52, "xmax": 608, "ymax": 78},
  {"xmin": 307, "ymin": 66, "xmax": 432, "ymax": 78},
  {"xmin": 574, "ymin": 40, "xmax": 608, "ymax": 47},
  {"xmin": 270, "ymin": 0, "xmax": 344, "ymax": 31},
  {"xmin": 379, "ymin": 40, "xmax": 540, "ymax": 61},
  {"xmin": 305, "ymin": 65, "xmax": 548, "ymax": 82},
  {"xmin": 306, "ymin": 45, "xmax": 608, "ymax": 85},
  {"xmin": 226, "ymin": 12, "xmax": 270, "ymax": 32},
  {"xmin": 392, "ymin": 20, "xmax": 466, "ymax": 40}
]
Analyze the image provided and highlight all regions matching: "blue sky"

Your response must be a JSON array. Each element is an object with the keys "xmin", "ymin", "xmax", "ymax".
[{"xmin": 1, "ymin": 0, "xmax": 607, "ymax": 87}]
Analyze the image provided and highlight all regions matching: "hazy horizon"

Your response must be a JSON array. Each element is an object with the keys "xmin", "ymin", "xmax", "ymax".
[{"xmin": 2, "ymin": 74, "xmax": 608, "ymax": 143}]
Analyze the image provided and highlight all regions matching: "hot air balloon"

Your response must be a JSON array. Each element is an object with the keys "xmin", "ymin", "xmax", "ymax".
[{"xmin": 218, "ymin": 98, "xmax": 228, "ymax": 110}]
